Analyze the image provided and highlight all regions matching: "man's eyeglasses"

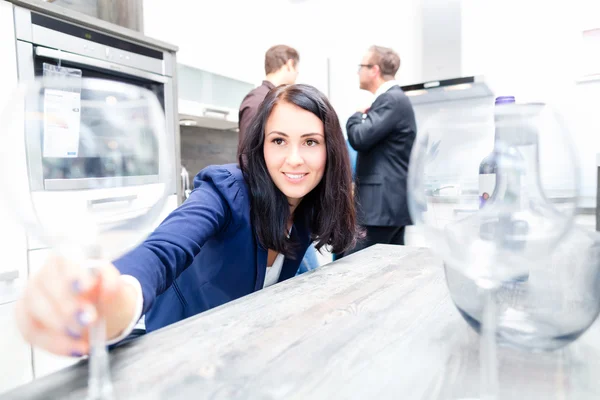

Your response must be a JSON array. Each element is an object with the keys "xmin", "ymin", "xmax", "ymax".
[{"xmin": 358, "ymin": 64, "xmax": 374, "ymax": 72}]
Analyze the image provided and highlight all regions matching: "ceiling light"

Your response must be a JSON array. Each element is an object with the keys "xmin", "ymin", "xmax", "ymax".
[
  {"xmin": 180, "ymin": 119, "xmax": 197, "ymax": 127},
  {"xmin": 406, "ymin": 89, "xmax": 428, "ymax": 97},
  {"xmin": 443, "ymin": 83, "xmax": 473, "ymax": 92},
  {"xmin": 424, "ymin": 81, "xmax": 441, "ymax": 89}
]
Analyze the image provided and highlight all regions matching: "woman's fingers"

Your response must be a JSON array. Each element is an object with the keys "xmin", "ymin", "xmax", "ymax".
[{"xmin": 15, "ymin": 299, "xmax": 89, "ymax": 357}]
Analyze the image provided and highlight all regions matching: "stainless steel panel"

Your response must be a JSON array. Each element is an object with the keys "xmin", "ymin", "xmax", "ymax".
[
  {"xmin": 0, "ymin": 1, "xmax": 18, "ymax": 90},
  {"xmin": 34, "ymin": 46, "xmax": 168, "ymax": 83},
  {"xmin": 88, "ymin": 194, "xmax": 137, "ymax": 207},
  {"xmin": 11, "ymin": 2, "xmax": 178, "ymax": 201},
  {"xmin": 16, "ymin": 39, "xmax": 35, "ymax": 80},
  {"xmin": 161, "ymin": 71, "xmax": 180, "ymax": 200},
  {"xmin": 163, "ymin": 51, "xmax": 174, "ymax": 78},
  {"xmin": 596, "ymin": 165, "xmax": 599, "ymax": 231},
  {"xmin": 164, "ymin": 77, "xmax": 178, "ymax": 197},
  {"xmin": 19, "ymin": 44, "xmax": 171, "ymax": 193},
  {"xmin": 13, "ymin": 4, "xmax": 32, "ymax": 42},
  {"xmin": 43, "ymin": 175, "xmax": 160, "ymax": 191},
  {"xmin": 0, "ymin": 303, "xmax": 33, "ymax": 391},
  {"xmin": 31, "ymin": 24, "xmax": 165, "ymax": 75},
  {"xmin": 88, "ymin": 194, "xmax": 137, "ymax": 211},
  {"xmin": 7, "ymin": 0, "xmax": 178, "ymax": 52},
  {"xmin": 15, "ymin": 40, "xmax": 45, "ymax": 192},
  {"xmin": 170, "ymin": 55, "xmax": 181, "ymax": 204}
]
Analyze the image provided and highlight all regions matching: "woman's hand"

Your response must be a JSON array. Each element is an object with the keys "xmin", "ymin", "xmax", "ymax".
[{"xmin": 15, "ymin": 254, "xmax": 139, "ymax": 357}]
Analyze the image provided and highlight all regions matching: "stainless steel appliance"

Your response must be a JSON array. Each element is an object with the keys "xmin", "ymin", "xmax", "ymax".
[
  {"xmin": 597, "ymin": 153, "xmax": 600, "ymax": 231},
  {"xmin": 13, "ymin": 7, "xmax": 177, "ymax": 191},
  {"xmin": 1, "ymin": 3, "xmax": 180, "ymax": 253},
  {"xmin": 0, "ymin": 2, "xmax": 179, "ymax": 392}
]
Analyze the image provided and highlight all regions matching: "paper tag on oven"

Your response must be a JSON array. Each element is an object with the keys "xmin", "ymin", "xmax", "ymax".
[{"xmin": 43, "ymin": 88, "xmax": 81, "ymax": 158}]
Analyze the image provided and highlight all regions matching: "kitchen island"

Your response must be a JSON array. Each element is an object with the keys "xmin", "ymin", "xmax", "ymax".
[{"xmin": 4, "ymin": 245, "xmax": 600, "ymax": 399}]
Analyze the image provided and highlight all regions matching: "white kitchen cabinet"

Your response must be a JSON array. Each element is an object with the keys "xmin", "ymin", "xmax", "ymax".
[
  {"xmin": 27, "ymin": 249, "xmax": 79, "ymax": 378},
  {"xmin": 27, "ymin": 248, "xmax": 51, "ymax": 277},
  {"xmin": 0, "ymin": 253, "xmax": 27, "ymax": 307},
  {"xmin": 32, "ymin": 348, "xmax": 79, "ymax": 380},
  {"xmin": 0, "ymin": 176, "xmax": 28, "ymax": 304},
  {"xmin": 178, "ymin": 64, "xmax": 254, "ymax": 110},
  {"xmin": 25, "ymin": 193, "xmax": 176, "ymax": 379},
  {"xmin": 0, "ymin": 302, "xmax": 33, "ymax": 395},
  {"xmin": 177, "ymin": 63, "xmax": 254, "ymax": 125},
  {"xmin": 27, "ymin": 194, "xmax": 177, "ymax": 276}
]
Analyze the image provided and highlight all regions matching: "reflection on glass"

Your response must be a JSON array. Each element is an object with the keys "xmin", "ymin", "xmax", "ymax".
[
  {"xmin": 0, "ymin": 77, "xmax": 172, "ymax": 399},
  {"xmin": 408, "ymin": 98, "xmax": 587, "ymax": 400}
]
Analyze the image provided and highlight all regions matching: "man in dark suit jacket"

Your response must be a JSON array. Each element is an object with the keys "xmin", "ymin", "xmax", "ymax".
[{"xmin": 346, "ymin": 45, "xmax": 417, "ymax": 254}]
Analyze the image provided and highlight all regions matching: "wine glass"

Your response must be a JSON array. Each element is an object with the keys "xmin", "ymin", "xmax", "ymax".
[
  {"xmin": 407, "ymin": 98, "xmax": 581, "ymax": 399},
  {"xmin": 0, "ymin": 76, "xmax": 173, "ymax": 399}
]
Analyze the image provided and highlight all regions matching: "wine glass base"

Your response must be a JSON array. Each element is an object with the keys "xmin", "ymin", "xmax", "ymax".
[{"xmin": 86, "ymin": 394, "xmax": 114, "ymax": 400}]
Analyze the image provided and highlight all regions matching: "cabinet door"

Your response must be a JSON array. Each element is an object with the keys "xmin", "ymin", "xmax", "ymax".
[
  {"xmin": 32, "ymin": 348, "xmax": 79, "ymax": 380},
  {"xmin": 27, "ymin": 249, "xmax": 80, "ymax": 379},
  {"xmin": 177, "ymin": 64, "xmax": 254, "ymax": 111},
  {"xmin": 0, "ymin": 201, "xmax": 28, "ymax": 305},
  {"xmin": 26, "ymin": 193, "xmax": 176, "ymax": 378},
  {"xmin": 0, "ymin": 0, "xmax": 29, "ymax": 302},
  {"xmin": 0, "ymin": 302, "xmax": 33, "ymax": 394}
]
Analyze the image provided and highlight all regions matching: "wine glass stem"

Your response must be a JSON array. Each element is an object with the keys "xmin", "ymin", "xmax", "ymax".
[
  {"xmin": 87, "ymin": 316, "xmax": 114, "ymax": 400},
  {"xmin": 480, "ymin": 287, "xmax": 499, "ymax": 400}
]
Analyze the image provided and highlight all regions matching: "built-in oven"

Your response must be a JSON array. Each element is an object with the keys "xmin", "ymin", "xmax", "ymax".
[{"xmin": 11, "ymin": 6, "xmax": 179, "ymax": 249}]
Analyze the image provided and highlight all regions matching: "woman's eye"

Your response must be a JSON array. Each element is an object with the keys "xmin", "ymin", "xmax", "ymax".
[
  {"xmin": 273, "ymin": 138, "xmax": 285, "ymax": 145},
  {"xmin": 306, "ymin": 139, "xmax": 319, "ymax": 147}
]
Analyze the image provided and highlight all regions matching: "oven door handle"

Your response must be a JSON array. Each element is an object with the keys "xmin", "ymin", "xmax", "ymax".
[
  {"xmin": 0, "ymin": 270, "xmax": 19, "ymax": 283},
  {"xmin": 34, "ymin": 46, "xmax": 168, "ymax": 84}
]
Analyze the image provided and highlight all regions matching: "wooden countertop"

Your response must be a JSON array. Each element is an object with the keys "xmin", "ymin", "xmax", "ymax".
[{"xmin": 4, "ymin": 244, "xmax": 600, "ymax": 399}]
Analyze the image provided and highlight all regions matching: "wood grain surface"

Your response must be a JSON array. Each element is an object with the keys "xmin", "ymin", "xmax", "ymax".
[{"xmin": 4, "ymin": 244, "xmax": 600, "ymax": 399}]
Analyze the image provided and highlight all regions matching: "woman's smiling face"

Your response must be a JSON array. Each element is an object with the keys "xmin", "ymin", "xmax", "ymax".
[{"xmin": 263, "ymin": 101, "xmax": 326, "ymax": 208}]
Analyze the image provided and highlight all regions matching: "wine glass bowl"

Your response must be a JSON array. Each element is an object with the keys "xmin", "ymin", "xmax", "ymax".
[
  {"xmin": 445, "ymin": 226, "xmax": 600, "ymax": 351},
  {"xmin": 0, "ymin": 76, "xmax": 173, "ymax": 399},
  {"xmin": 408, "ymin": 99, "xmax": 588, "ymax": 350},
  {"xmin": 0, "ymin": 77, "xmax": 171, "ymax": 260}
]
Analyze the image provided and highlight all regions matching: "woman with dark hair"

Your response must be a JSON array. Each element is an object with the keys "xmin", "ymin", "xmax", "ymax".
[{"xmin": 15, "ymin": 84, "xmax": 359, "ymax": 356}]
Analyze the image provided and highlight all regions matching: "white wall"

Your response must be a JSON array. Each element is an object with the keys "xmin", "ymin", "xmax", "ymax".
[
  {"xmin": 319, "ymin": 0, "xmax": 423, "ymax": 133},
  {"xmin": 143, "ymin": 0, "xmax": 423, "ymax": 123},
  {"xmin": 144, "ymin": 0, "xmax": 284, "ymax": 84},
  {"xmin": 441, "ymin": 0, "xmax": 600, "ymax": 198},
  {"xmin": 144, "ymin": 0, "xmax": 599, "ymax": 198},
  {"xmin": 461, "ymin": 0, "xmax": 582, "ymax": 100}
]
